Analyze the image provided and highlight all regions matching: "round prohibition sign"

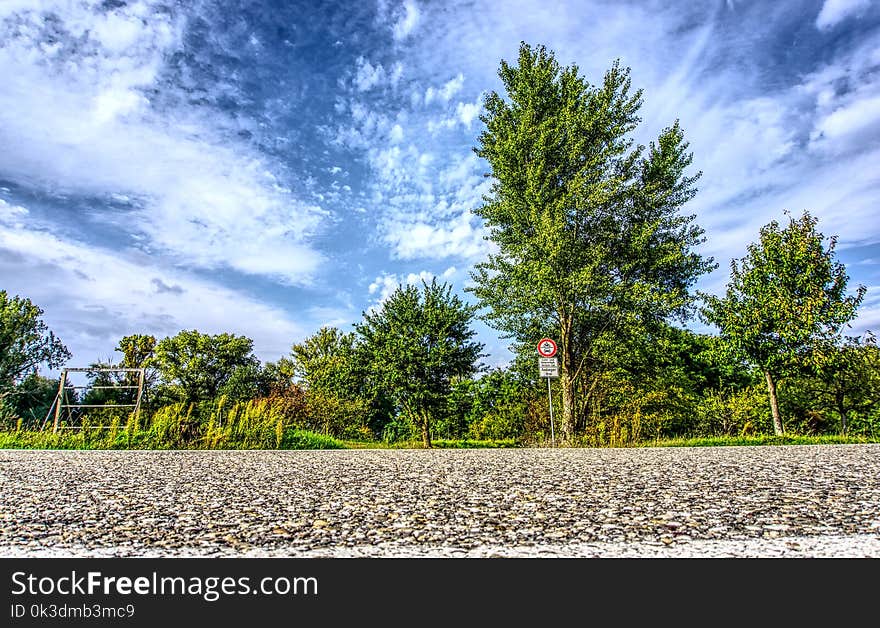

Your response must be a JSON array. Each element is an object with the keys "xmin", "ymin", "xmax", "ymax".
[{"xmin": 537, "ymin": 338, "xmax": 558, "ymax": 358}]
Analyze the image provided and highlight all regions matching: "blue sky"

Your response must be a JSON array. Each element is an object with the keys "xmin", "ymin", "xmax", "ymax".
[{"xmin": 1, "ymin": 0, "xmax": 879, "ymax": 370}]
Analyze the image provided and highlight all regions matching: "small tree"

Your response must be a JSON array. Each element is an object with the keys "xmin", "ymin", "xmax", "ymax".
[
  {"xmin": 703, "ymin": 212, "xmax": 866, "ymax": 435},
  {"xmin": 811, "ymin": 333, "xmax": 880, "ymax": 434},
  {"xmin": 82, "ymin": 334, "xmax": 160, "ymax": 408},
  {"xmin": 291, "ymin": 327, "xmax": 361, "ymax": 396},
  {"xmin": 153, "ymin": 330, "xmax": 259, "ymax": 403},
  {"xmin": 0, "ymin": 290, "xmax": 70, "ymax": 392},
  {"xmin": 5, "ymin": 373, "xmax": 59, "ymax": 429},
  {"xmin": 290, "ymin": 326, "xmax": 379, "ymax": 438},
  {"xmin": 356, "ymin": 280, "xmax": 484, "ymax": 448},
  {"xmin": 262, "ymin": 357, "xmax": 298, "ymax": 395}
]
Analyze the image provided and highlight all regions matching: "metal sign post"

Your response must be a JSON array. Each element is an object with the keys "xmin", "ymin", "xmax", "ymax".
[
  {"xmin": 537, "ymin": 339, "xmax": 559, "ymax": 447},
  {"xmin": 547, "ymin": 377, "xmax": 555, "ymax": 448}
]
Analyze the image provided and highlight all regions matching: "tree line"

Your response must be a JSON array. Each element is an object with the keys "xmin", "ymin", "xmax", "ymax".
[{"xmin": 1, "ymin": 42, "xmax": 876, "ymax": 447}]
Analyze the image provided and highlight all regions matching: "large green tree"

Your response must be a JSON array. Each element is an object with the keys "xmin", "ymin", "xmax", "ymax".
[
  {"xmin": 356, "ymin": 280, "xmax": 484, "ymax": 448},
  {"xmin": 703, "ymin": 212, "xmax": 866, "ymax": 435},
  {"xmin": 469, "ymin": 43, "xmax": 713, "ymax": 440},
  {"xmin": 0, "ymin": 290, "xmax": 70, "ymax": 392},
  {"xmin": 153, "ymin": 330, "xmax": 259, "ymax": 403}
]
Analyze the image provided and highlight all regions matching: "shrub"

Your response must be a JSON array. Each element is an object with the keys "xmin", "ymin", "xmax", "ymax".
[
  {"xmin": 280, "ymin": 429, "xmax": 345, "ymax": 450},
  {"xmin": 381, "ymin": 413, "xmax": 417, "ymax": 443},
  {"xmin": 693, "ymin": 386, "xmax": 772, "ymax": 437},
  {"xmin": 0, "ymin": 396, "xmax": 20, "ymax": 431},
  {"xmin": 303, "ymin": 389, "xmax": 373, "ymax": 439}
]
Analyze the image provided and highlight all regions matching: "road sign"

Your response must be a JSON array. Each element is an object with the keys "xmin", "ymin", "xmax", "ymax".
[
  {"xmin": 538, "ymin": 357, "xmax": 559, "ymax": 378},
  {"xmin": 537, "ymin": 338, "xmax": 558, "ymax": 358}
]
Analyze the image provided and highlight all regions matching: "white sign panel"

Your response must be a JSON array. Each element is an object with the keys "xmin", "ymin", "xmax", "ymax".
[{"xmin": 538, "ymin": 357, "xmax": 559, "ymax": 378}]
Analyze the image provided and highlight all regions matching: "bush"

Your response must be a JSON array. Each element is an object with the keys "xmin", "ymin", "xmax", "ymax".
[
  {"xmin": 0, "ymin": 393, "xmax": 345, "ymax": 450},
  {"xmin": 381, "ymin": 413, "xmax": 417, "ymax": 443},
  {"xmin": 468, "ymin": 410, "xmax": 525, "ymax": 440},
  {"xmin": 693, "ymin": 386, "xmax": 772, "ymax": 437},
  {"xmin": 280, "ymin": 429, "xmax": 345, "ymax": 449},
  {"xmin": 0, "ymin": 396, "xmax": 20, "ymax": 431},
  {"xmin": 302, "ymin": 389, "xmax": 374, "ymax": 439}
]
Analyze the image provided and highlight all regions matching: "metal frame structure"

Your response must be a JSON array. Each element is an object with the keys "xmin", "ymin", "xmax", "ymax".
[{"xmin": 44, "ymin": 367, "xmax": 146, "ymax": 433}]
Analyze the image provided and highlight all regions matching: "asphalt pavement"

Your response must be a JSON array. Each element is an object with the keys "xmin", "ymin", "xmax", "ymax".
[{"xmin": 1, "ymin": 445, "xmax": 878, "ymax": 557}]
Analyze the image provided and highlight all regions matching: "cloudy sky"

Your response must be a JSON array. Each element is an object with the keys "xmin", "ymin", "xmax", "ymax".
[{"xmin": 1, "ymin": 0, "xmax": 878, "ymax": 371}]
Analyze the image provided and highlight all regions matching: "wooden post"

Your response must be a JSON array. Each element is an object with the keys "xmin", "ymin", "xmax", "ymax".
[
  {"xmin": 133, "ymin": 368, "xmax": 145, "ymax": 427},
  {"xmin": 52, "ymin": 369, "xmax": 67, "ymax": 434}
]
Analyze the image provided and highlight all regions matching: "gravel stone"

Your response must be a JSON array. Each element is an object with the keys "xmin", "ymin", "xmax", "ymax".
[{"xmin": 1, "ymin": 445, "xmax": 878, "ymax": 557}]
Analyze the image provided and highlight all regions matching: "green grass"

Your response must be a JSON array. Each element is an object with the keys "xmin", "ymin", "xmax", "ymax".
[
  {"xmin": 2, "ymin": 428, "xmax": 875, "ymax": 451},
  {"xmin": 0, "ymin": 428, "xmax": 345, "ymax": 450},
  {"xmin": 0, "ymin": 397, "xmax": 349, "ymax": 450},
  {"xmin": 279, "ymin": 429, "xmax": 346, "ymax": 450},
  {"xmin": 638, "ymin": 434, "xmax": 879, "ymax": 448},
  {"xmin": 341, "ymin": 438, "xmax": 518, "ymax": 449},
  {"xmin": 431, "ymin": 438, "xmax": 518, "ymax": 448}
]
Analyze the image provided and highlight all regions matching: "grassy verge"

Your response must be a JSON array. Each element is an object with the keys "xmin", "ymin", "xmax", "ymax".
[
  {"xmin": 0, "ymin": 429, "xmax": 345, "ymax": 450},
  {"xmin": 432, "ymin": 439, "xmax": 518, "ymax": 448},
  {"xmin": 2, "ymin": 431, "xmax": 875, "ymax": 450},
  {"xmin": 639, "ymin": 434, "xmax": 879, "ymax": 447},
  {"xmin": 342, "ymin": 438, "xmax": 518, "ymax": 449}
]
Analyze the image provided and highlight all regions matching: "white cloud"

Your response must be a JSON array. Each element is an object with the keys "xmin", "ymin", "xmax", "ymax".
[
  {"xmin": 437, "ymin": 153, "xmax": 481, "ymax": 189},
  {"xmin": 811, "ymin": 94, "xmax": 880, "ymax": 145},
  {"xmin": 390, "ymin": 124, "xmax": 405, "ymax": 143},
  {"xmin": 333, "ymin": 101, "xmax": 394, "ymax": 150},
  {"xmin": 456, "ymin": 99, "xmax": 482, "ymax": 127},
  {"xmin": 367, "ymin": 266, "xmax": 458, "ymax": 306},
  {"xmin": 682, "ymin": 96, "xmax": 798, "ymax": 213},
  {"xmin": 849, "ymin": 286, "xmax": 880, "ymax": 335},
  {"xmin": 354, "ymin": 56, "xmax": 386, "ymax": 91},
  {"xmin": 306, "ymin": 306, "xmax": 355, "ymax": 331},
  {"xmin": 89, "ymin": 8, "xmax": 154, "ymax": 53},
  {"xmin": 393, "ymin": 0, "xmax": 421, "ymax": 41},
  {"xmin": 424, "ymin": 95, "xmax": 482, "ymax": 133},
  {"xmin": 0, "ymin": 1, "xmax": 324, "ymax": 285},
  {"xmin": 405, "ymin": 270, "xmax": 437, "ymax": 286},
  {"xmin": 0, "ymin": 200, "xmax": 28, "ymax": 227},
  {"xmin": 796, "ymin": 37, "xmax": 880, "ymax": 155},
  {"xmin": 337, "ymin": 56, "xmax": 490, "ymax": 263},
  {"xmin": 425, "ymin": 73, "xmax": 465, "ymax": 105},
  {"xmin": 390, "ymin": 61, "xmax": 405, "ymax": 85},
  {"xmin": 427, "ymin": 116, "xmax": 457, "ymax": 133},
  {"xmin": 368, "ymin": 273, "xmax": 401, "ymax": 303},
  {"xmin": 816, "ymin": 0, "xmax": 871, "ymax": 30},
  {"xmin": 384, "ymin": 211, "xmax": 491, "ymax": 260}
]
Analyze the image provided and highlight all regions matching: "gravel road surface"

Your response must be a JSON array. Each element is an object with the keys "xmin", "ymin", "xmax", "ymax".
[{"xmin": 1, "ymin": 445, "xmax": 879, "ymax": 557}]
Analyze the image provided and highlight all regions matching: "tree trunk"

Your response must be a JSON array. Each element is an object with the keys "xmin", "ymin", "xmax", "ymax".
[
  {"xmin": 836, "ymin": 392, "xmax": 848, "ymax": 435},
  {"xmin": 558, "ymin": 318, "xmax": 576, "ymax": 443},
  {"xmin": 764, "ymin": 371, "xmax": 784, "ymax": 435},
  {"xmin": 420, "ymin": 412, "xmax": 432, "ymax": 449},
  {"xmin": 559, "ymin": 367, "xmax": 576, "ymax": 443}
]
